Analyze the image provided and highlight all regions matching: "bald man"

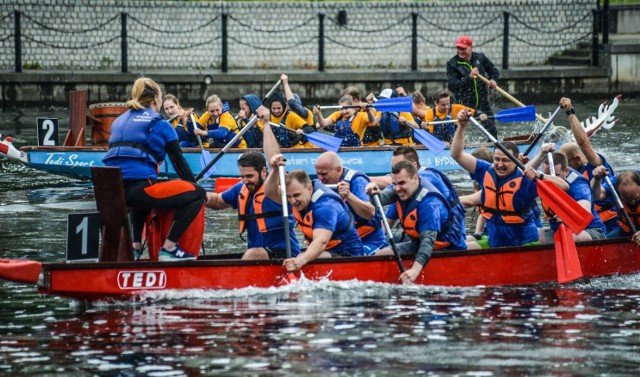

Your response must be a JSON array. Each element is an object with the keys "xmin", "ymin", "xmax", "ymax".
[
  {"xmin": 558, "ymin": 97, "xmax": 620, "ymax": 235},
  {"xmin": 314, "ymin": 152, "xmax": 388, "ymax": 255}
]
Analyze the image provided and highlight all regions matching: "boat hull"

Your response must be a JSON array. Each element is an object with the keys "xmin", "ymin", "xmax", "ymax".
[
  {"xmin": 20, "ymin": 138, "xmax": 534, "ymax": 180},
  {"xmin": 32, "ymin": 238, "xmax": 640, "ymax": 301}
]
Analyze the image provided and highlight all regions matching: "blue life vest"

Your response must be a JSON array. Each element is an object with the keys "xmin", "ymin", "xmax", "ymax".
[
  {"xmin": 340, "ymin": 168, "xmax": 383, "ymax": 238},
  {"xmin": 396, "ymin": 178, "xmax": 455, "ymax": 243},
  {"xmin": 207, "ymin": 111, "xmax": 239, "ymax": 147},
  {"xmin": 273, "ymin": 112, "xmax": 298, "ymax": 148},
  {"xmin": 380, "ymin": 112, "xmax": 412, "ymax": 142},
  {"xmin": 294, "ymin": 180, "xmax": 354, "ymax": 250},
  {"xmin": 432, "ymin": 110, "xmax": 456, "ymax": 143},
  {"xmin": 334, "ymin": 115, "xmax": 361, "ymax": 147},
  {"xmin": 103, "ymin": 109, "xmax": 164, "ymax": 169}
]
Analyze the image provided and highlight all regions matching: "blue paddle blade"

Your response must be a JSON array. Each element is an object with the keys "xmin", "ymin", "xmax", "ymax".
[
  {"xmin": 494, "ymin": 105, "xmax": 536, "ymax": 122},
  {"xmin": 371, "ymin": 96, "xmax": 413, "ymax": 113},
  {"xmin": 199, "ymin": 151, "xmax": 216, "ymax": 180},
  {"xmin": 413, "ymin": 129, "xmax": 446, "ymax": 154},
  {"xmin": 306, "ymin": 132, "xmax": 342, "ymax": 152}
]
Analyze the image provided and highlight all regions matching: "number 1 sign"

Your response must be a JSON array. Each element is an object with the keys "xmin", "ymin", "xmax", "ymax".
[{"xmin": 67, "ymin": 212, "xmax": 100, "ymax": 262}]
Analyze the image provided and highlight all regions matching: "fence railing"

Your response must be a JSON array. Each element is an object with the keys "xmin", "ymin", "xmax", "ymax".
[{"xmin": 3, "ymin": 8, "xmax": 607, "ymax": 73}]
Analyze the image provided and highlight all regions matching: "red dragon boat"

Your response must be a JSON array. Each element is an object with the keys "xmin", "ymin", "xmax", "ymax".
[
  {"xmin": 1, "ymin": 237, "xmax": 639, "ymax": 302},
  {"xmin": 1, "ymin": 166, "xmax": 638, "ymax": 302}
]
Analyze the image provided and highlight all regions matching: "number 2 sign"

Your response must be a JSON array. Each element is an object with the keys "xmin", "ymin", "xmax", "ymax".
[{"xmin": 36, "ymin": 118, "xmax": 59, "ymax": 146}]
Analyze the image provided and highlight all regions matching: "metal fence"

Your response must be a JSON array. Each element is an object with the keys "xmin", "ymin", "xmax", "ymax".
[{"xmin": 0, "ymin": 1, "xmax": 603, "ymax": 72}]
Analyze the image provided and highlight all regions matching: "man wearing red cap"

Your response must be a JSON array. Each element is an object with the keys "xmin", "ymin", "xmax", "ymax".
[{"xmin": 446, "ymin": 35, "xmax": 500, "ymax": 139}]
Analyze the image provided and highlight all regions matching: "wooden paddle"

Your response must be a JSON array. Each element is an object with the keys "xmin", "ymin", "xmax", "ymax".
[
  {"xmin": 468, "ymin": 116, "xmax": 593, "ymax": 234},
  {"xmin": 604, "ymin": 175, "xmax": 637, "ymax": 234},
  {"xmin": 372, "ymin": 193, "xmax": 406, "ymax": 273},
  {"xmin": 476, "ymin": 74, "xmax": 548, "ymax": 123},
  {"xmin": 195, "ymin": 80, "xmax": 282, "ymax": 182},
  {"xmin": 191, "ymin": 114, "xmax": 215, "ymax": 180},
  {"xmin": 547, "ymin": 152, "xmax": 584, "ymax": 283}
]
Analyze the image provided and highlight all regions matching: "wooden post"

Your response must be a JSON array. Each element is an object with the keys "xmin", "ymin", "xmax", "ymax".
[
  {"xmin": 63, "ymin": 90, "xmax": 87, "ymax": 147},
  {"xmin": 91, "ymin": 167, "xmax": 134, "ymax": 262}
]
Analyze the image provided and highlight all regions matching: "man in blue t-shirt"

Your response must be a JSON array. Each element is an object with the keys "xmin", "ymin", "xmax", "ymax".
[
  {"xmin": 314, "ymin": 151, "xmax": 388, "ymax": 255},
  {"xmin": 366, "ymin": 160, "xmax": 467, "ymax": 283},
  {"xmin": 451, "ymin": 109, "xmax": 568, "ymax": 248},
  {"xmin": 264, "ymin": 155, "xmax": 364, "ymax": 272},
  {"xmin": 205, "ymin": 151, "xmax": 300, "ymax": 260}
]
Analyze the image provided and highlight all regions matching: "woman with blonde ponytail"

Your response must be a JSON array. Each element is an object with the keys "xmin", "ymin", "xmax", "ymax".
[{"xmin": 103, "ymin": 78, "xmax": 207, "ymax": 261}]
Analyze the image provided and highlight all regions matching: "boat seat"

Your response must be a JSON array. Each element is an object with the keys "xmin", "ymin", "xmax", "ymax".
[{"xmin": 91, "ymin": 166, "xmax": 134, "ymax": 262}]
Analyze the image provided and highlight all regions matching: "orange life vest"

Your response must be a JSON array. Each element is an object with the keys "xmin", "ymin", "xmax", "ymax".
[
  {"xmin": 618, "ymin": 201, "xmax": 640, "ymax": 233},
  {"xmin": 581, "ymin": 169, "xmax": 618, "ymax": 222},
  {"xmin": 237, "ymin": 184, "xmax": 280, "ymax": 234},
  {"xmin": 395, "ymin": 179, "xmax": 452, "ymax": 250},
  {"xmin": 293, "ymin": 183, "xmax": 352, "ymax": 250},
  {"xmin": 481, "ymin": 171, "xmax": 530, "ymax": 224}
]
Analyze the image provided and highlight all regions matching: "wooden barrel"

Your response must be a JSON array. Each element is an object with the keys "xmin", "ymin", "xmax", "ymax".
[{"xmin": 89, "ymin": 103, "xmax": 127, "ymax": 145}]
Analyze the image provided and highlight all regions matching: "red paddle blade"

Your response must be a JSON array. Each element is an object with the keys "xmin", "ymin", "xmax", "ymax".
[
  {"xmin": 554, "ymin": 224, "xmax": 584, "ymax": 283},
  {"xmin": 281, "ymin": 272, "xmax": 299, "ymax": 284},
  {"xmin": 536, "ymin": 180, "xmax": 593, "ymax": 234}
]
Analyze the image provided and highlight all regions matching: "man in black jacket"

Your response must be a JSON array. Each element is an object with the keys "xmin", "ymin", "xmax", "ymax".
[{"xmin": 446, "ymin": 35, "xmax": 500, "ymax": 138}]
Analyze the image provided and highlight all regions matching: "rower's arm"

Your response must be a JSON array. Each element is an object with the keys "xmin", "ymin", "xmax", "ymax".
[
  {"xmin": 399, "ymin": 229, "xmax": 437, "ymax": 284},
  {"xmin": 459, "ymin": 190, "xmax": 482, "ymax": 209},
  {"xmin": 560, "ymin": 97, "xmax": 603, "ymax": 166},
  {"xmin": 313, "ymin": 106, "xmax": 335, "ymax": 128},
  {"xmin": 343, "ymin": 184, "xmax": 375, "ymax": 221},
  {"xmin": 370, "ymin": 175, "xmax": 392, "ymax": 189},
  {"xmin": 260, "ymin": 106, "xmax": 280, "ymax": 164},
  {"xmin": 205, "ymin": 192, "xmax": 231, "ymax": 210},
  {"xmin": 299, "ymin": 228, "xmax": 331, "ymax": 264}
]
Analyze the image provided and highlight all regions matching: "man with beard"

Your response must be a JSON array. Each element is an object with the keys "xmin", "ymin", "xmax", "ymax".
[
  {"xmin": 446, "ymin": 35, "xmax": 499, "ymax": 139},
  {"xmin": 204, "ymin": 150, "xmax": 300, "ymax": 260},
  {"xmin": 450, "ymin": 109, "xmax": 568, "ymax": 248}
]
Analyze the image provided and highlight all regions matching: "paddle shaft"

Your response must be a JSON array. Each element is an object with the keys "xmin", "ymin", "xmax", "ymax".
[
  {"xmin": 476, "ymin": 74, "xmax": 548, "ymax": 123},
  {"xmin": 522, "ymin": 106, "xmax": 564, "ymax": 156},
  {"xmin": 269, "ymin": 121, "xmax": 298, "ymax": 134},
  {"xmin": 167, "ymin": 113, "xmax": 181, "ymax": 123},
  {"xmin": 604, "ymin": 175, "xmax": 637, "ymax": 233},
  {"xmin": 195, "ymin": 80, "xmax": 282, "ymax": 182},
  {"xmin": 278, "ymin": 165, "xmax": 293, "ymax": 258},
  {"xmin": 372, "ymin": 193, "xmax": 406, "ymax": 273},
  {"xmin": 191, "ymin": 114, "xmax": 207, "ymax": 151}
]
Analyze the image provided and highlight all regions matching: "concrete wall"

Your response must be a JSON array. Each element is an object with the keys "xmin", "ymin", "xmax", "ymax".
[
  {"xmin": 0, "ymin": 0, "xmax": 595, "ymax": 72},
  {"xmin": 612, "ymin": 5, "xmax": 640, "ymax": 34}
]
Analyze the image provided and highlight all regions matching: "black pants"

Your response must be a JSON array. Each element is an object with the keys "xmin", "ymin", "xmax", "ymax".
[{"xmin": 123, "ymin": 179, "xmax": 206, "ymax": 244}]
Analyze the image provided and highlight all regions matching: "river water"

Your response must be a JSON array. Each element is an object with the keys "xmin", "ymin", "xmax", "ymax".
[{"xmin": 1, "ymin": 97, "xmax": 640, "ymax": 376}]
